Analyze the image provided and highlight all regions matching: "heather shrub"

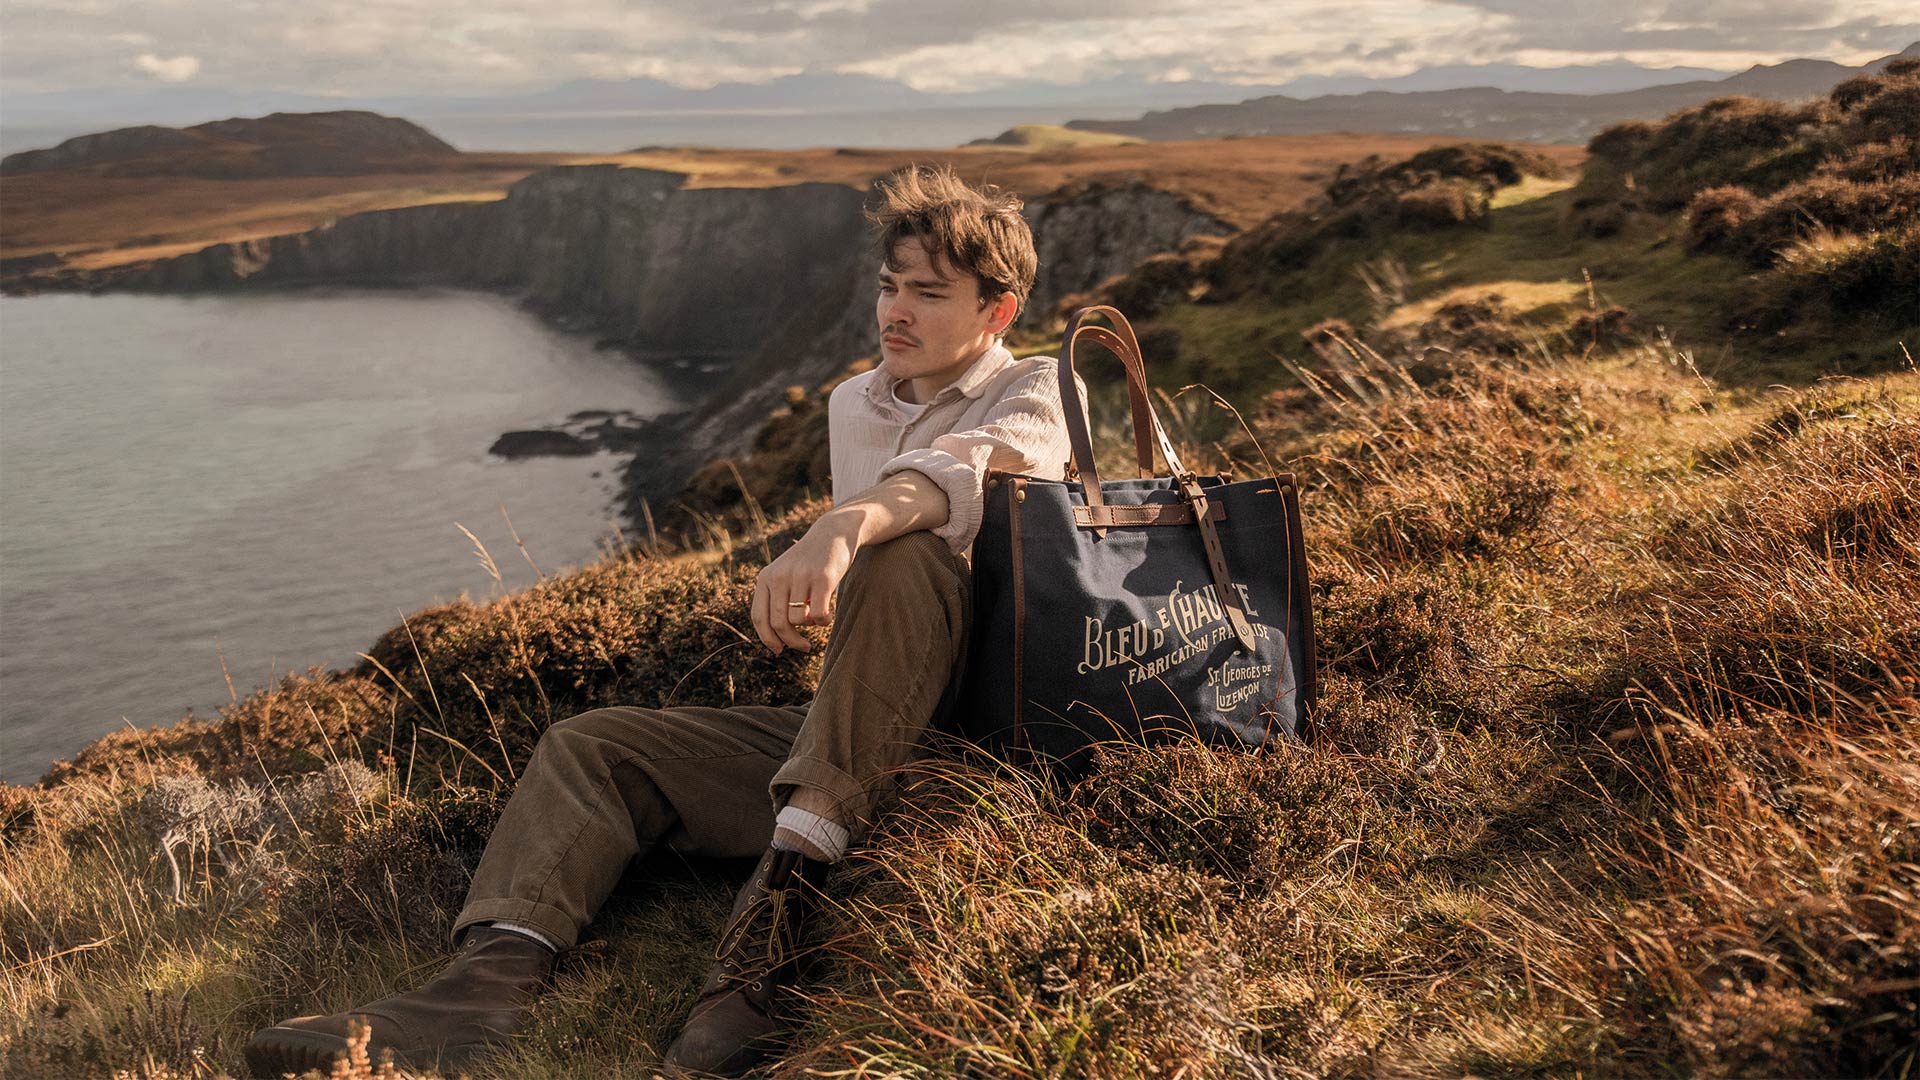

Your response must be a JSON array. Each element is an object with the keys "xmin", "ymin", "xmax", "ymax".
[
  {"xmin": 1576, "ymin": 97, "xmax": 1806, "ymax": 212},
  {"xmin": 1289, "ymin": 339, "xmax": 1599, "ymax": 567},
  {"xmin": 1821, "ymin": 134, "xmax": 1920, "ymax": 182},
  {"xmin": 1324, "ymin": 143, "xmax": 1559, "ymax": 205},
  {"xmin": 1086, "ymin": 248, "xmax": 1202, "ymax": 319},
  {"xmin": 269, "ymin": 781, "xmax": 505, "ymax": 978},
  {"xmin": 1399, "ymin": 142, "xmax": 1562, "ymax": 185},
  {"xmin": 351, "ymin": 501, "xmax": 827, "ymax": 773},
  {"xmin": 1585, "ymin": 119, "xmax": 1655, "ymax": 164},
  {"xmin": 790, "ymin": 761, "xmax": 1274, "ymax": 1079},
  {"xmin": 1216, "ymin": 142, "xmax": 1557, "ymax": 293},
  {"xmin": 1578, "ymin": 64, "xmax": 1919, "ymax": 233},
  {"xmin": 1729, "ymin": 173, "xmax": 1920, "ymax": 265},
  {"xmin": 1418, "ymin": 294, "xmax": 1528, "ymax": 355},
  {"xmin": 1849, "ymin": 71, "xmax": 1920, "ymax": 142},
  {"xmin": 1767, "ymin": 221, "xmax": 1920, "ymax": 321},
  {"xmin": 1565, "ymin": 192, "xmax": 1634, "ymax": 238},
  {"xmin": 1310, "ymin": 568, "xmax": 1525, "ymax": 731},
  {"xmin": 1682, "ymin": 184, "xmax": 1763, "ymax": 254},
  {"xmin": 39, "ymin": 668, "xmax": 391, "ymax": 788},
  {"xmin": 1063, "ymin": 741, "xmax": 1375, "ymax": 894},
  {"xmin": 1827, "ymin": 73, "xmax": 1884, "ymax": 111},
  {"xmin": 1394, "ymin": 177, "xmax": 1490, "ymax": 228}
]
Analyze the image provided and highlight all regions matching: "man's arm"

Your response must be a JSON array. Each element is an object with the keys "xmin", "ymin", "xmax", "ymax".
[
  {"xmin": 749, "ymin": 469, "xmax": 949, "ymax": 654},
  {"xmin": 750, "ymin": 358, "xmax": 1081, "ymax": 655}
]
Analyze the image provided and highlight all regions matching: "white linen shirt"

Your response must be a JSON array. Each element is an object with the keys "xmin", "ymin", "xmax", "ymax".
[{"xmin": 828, "ymin": 341, "xmax": 1087, "ymax": 558}]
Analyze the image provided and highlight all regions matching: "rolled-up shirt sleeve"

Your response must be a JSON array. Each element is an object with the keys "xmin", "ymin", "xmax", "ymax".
[{"xmin": 876, "ymin": 363, "xmax": 1084, "ymax": 554}]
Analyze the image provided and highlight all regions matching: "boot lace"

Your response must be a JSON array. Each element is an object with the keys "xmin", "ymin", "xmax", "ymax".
[{"xmin": 714, "ymin": 884, "xmax": 799, "ymax": 991}]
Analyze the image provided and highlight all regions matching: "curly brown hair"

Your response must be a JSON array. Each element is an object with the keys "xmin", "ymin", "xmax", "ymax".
[{"xmin": 866, "ymin": 163, "xmax": 1038, "ymax": 318}]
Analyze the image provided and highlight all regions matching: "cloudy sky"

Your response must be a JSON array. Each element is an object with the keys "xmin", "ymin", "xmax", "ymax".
[{"xmin": 5, "ymin": 0, "xmax": 1917, "ymax": 97}]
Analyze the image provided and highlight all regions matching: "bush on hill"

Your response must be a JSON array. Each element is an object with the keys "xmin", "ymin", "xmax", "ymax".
[
  {"xmin": 1211, "ymin": 142, "xmax": 1562, "ymax": 293},
  {"xmin": 1583, "ymin": 62, "xmax": 1920, "ymax": 263}
]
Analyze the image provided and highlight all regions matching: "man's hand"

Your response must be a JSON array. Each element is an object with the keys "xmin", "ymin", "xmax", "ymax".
[
  {"xmin": 748, "ymin": 469, "xmax": 953, "ymax": 655},
  {"xmin": 751, "ymin": 512, "xmax": 860, "ymax": 654}
]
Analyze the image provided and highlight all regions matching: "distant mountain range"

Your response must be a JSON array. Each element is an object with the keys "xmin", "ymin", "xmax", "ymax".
[
  {"xmin": 0, "ymin": 60, "xmax": 1749, "ymax": 154},
  {"xmin": 1064, "ymin": 44, "xmax": 1920, "ymax": 144},
  {"xmin": 0, "ymin": 47, "xmax": 1910, "ymax": 154},
  {"xmin": 0, "ymin": 60, "xmax": 1745, "ymax": 131}
]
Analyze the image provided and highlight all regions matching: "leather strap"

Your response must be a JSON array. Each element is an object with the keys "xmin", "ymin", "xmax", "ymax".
[
  {"xmin": 1056, "ymin": 307, "xmax": 1194, "ymax": 538},
  {"xmin": 1008, "ymin": 476, "xmax": 1028, "ymax": 762},
  {"xmin": 1069, "ymin": 326, "xmax": 1155, "ymax": 480},
  {"xmin": 1057, "ymin": 305, "xmax": 1257, "ymax": 653},
  {"xmin": 1180, "ymin": 472, "xmax": 1258, "ymax": 653},
  {"xmin": 1072, "ymin": 501, "xmax": 1228, "ymax": 527}
]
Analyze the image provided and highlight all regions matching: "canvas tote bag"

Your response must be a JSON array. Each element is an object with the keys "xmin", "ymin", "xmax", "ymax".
[{"xmin": 956, "ymin": 305, "xmax": 1317, "ymax": 778}]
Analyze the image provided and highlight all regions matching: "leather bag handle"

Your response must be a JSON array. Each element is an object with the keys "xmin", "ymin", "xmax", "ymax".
[
  {"xmin": 1055, "ymin": 305, "xmax": 1259, "ymax": 653},
  {"xmin": 1055, "ymin": 306, "xmax": 1192, "ymax": 508}
]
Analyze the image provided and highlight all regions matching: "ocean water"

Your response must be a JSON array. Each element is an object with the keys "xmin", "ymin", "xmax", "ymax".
[{"xmin": 0, "ymin": 288, "xmax": 680, "ymax": 783}]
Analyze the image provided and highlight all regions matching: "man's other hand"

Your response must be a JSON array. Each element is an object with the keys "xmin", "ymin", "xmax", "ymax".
[{"xmin": 750, "ymin": 513, "xmax": 860, "ymax": 654}]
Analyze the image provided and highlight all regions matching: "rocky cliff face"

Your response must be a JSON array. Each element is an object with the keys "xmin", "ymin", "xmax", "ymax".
[
  {"xmin": 1022, "ymin": 180, "xmax": 1233, "ymax": 319},
  {"xmin": 11, "ymin": 163, "xmax": 1230, "ymax": 522}
]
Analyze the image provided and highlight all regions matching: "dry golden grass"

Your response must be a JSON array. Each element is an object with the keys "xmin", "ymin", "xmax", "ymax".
[{"xmin": 4, "ymin": 299, "xmax": 1911, "ymax": 1077}]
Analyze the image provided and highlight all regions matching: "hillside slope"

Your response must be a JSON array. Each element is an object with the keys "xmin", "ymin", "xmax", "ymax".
[{"xmin": 0, "ymin": 110, "xmax": 458, "ymax": 178}]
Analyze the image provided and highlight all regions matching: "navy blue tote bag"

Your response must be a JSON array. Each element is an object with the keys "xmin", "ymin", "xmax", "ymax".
[{"xmin": 956, "ymin": 305, "xmax": 1317, "ymax": 779}]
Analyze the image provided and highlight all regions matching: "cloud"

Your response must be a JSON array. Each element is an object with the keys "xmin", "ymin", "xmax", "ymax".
[
  {"xmin": 132, "ymin": 52, "xmax": 199, "ymax": 82},
  {"xmin": 1430, "ymin": 0, "xmax": 1920, "ymax": 60},
  {"xmin": 1, "ymin": 0, "xmax": 1914, "ymax": 97}
]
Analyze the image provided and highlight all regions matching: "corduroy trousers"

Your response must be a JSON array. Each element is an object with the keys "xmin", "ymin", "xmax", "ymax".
[{"xmin": 452, "ymin": 530, "xmax": 972, "ymax": 948}]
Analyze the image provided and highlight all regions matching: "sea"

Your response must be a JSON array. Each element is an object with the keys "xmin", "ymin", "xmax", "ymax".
[{"xmin": 0, "ymin": 287, "xmax": 681, "ymax": 783}]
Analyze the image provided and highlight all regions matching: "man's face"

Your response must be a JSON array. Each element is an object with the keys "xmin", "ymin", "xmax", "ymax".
[{"xmin": 876, "ymin": 237, "xmax": 1012, "ymax": 397}]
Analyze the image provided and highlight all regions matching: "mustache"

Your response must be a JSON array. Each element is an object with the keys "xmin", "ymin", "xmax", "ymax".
[{"xmin": 882, "ymin": 325, "xmax": 919, "ymax": 344}]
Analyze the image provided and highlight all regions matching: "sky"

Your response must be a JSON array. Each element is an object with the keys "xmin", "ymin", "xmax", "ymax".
[{"xmin": 4, "ymin": 0, "xmax": 1918, "ymax": 98}]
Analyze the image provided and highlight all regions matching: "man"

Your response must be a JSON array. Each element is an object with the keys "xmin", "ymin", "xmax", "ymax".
[{"xmin": 245, "ymin": 163, "xmax": 1081, "ymax": 1078}]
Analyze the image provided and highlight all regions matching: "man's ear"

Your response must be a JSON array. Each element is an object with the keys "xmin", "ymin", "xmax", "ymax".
[{"xmin": 988, "ymin": 291, "xmax": 1019, "ymax": 335}]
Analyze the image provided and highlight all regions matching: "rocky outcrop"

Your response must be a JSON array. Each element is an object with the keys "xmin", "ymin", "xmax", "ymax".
[
  {"xmin": 6, "ymin": 162, "xmax": 1231, "ymax": 528},
  {"xmin": 1022, "ymin": 181, "xmax": 1232, "ymax": 319}
]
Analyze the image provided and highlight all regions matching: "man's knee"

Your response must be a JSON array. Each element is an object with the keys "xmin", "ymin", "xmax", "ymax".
[
  {"xmin": 844, "ymin": 530, "xmax": 963, "ymax": 593},
  {"xmin": 527, "ymin": 707, "xmax": 651, "ymax": 771},
  {"xmin": 540, "ymin": 707, "xmax": 623, "ymax": 745}
]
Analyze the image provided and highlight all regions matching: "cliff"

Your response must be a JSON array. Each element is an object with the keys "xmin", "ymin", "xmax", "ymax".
[{"xmin": 12, "ymin": 163, "xmax": 1231, "ymax": 524}]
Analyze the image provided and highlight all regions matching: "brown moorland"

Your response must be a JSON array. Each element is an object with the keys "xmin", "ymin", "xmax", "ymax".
[{"xmin": 0, "ymin": 130, "xmax": 1583, "ymax": 274}]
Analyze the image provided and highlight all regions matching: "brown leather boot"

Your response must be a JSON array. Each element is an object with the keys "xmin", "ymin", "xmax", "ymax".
[
  {"xmin": 662, "ymin": 846, "xmax": 831, "ymax": 1077},
  {"xmin": 243, "ymin": 925, "xmax": 557, "ymax": 1077}
]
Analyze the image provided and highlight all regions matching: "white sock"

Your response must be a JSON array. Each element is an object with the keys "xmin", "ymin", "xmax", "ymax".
[
  {"xmin": 770, "ymin": 804, "xmax": 850, "ymax": 863},
  {"xmin": 485, "ymin": 920, "xmax": 558, "ymax": 951}
]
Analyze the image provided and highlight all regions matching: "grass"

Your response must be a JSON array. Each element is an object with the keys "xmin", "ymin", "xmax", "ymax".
[{"xmin": 5, "ymin": 305, "xmax": 1912, "ymax": 1079}]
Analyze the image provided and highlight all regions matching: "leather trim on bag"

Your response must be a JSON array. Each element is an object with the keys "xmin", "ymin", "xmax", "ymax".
[
  {"xmin": 1008, "ymin": 476, "xmax": 1028, "ymax": 763},
  {"xmin": 1071, "ymin": 502, "xmax": 1228, "ymax": 527}
]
